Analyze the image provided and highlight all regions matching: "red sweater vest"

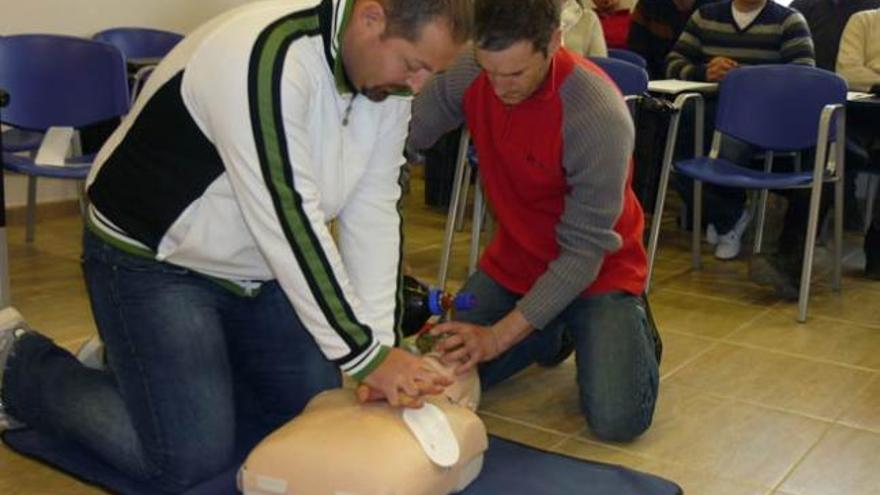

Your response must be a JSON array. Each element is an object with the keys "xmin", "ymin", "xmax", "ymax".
[{"xmin": 462, "ymin": 50, "xmax": 647, "ymax": 298}]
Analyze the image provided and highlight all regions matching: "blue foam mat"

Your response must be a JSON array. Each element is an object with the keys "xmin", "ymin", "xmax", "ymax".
[{"xmin": 3, "ymin": 428, "xmax": 682, "ymax": 495}]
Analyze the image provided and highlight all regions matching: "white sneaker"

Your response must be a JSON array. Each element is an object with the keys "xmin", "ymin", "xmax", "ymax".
[
  {"xmin": 76, "ymin": 335, "xmax": 106, "ymax": 371},
  {"xmin": 714, "ymin": 210, "xmax": 752, "ymax": 260},
  {"xmin": 706, "ymin": 224, "xmax": 719, "ymax": 245},
  {"xmin": 0, "ymin": 307, "xmax": 28, "ymax": 431}
]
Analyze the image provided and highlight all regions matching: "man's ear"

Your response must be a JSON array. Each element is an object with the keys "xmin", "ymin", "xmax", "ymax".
[
  {"xmin": 547, "ymin": 28, "xmax": 563, "ymax": 55},
  {"xmin": 353, "ymin": 0, "xmax": 388, "ymax": 37}
]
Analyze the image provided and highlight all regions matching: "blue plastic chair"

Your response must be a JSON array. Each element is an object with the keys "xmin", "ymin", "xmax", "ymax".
[
  {"xmin": 646, "ymin": 65, "xmax": 847, "ymax": 322},
  {"xmin": 92, "ymin": 27, "xmax": 183, "ymax": 61},
  {"xmin": 93, "ymin": 27, "xmax": 182, "ymax": 103},
  {"xmin": 1, "ymin": 127, "xmax": 43, "ymax": 153},
  {"xmin": 588, "ymin": 56, "xmax": 649, "ymax": 111},
  {"xmin": 0, "ymin": 34, "xmax": 130, "ymax": 242},
  {"xmin": 0, "ymin": 37, "xmax": 42, "ymax": 153},
  {"xmin": 607, "ymin": 48, "xmax": 647, "ymax": 69}
]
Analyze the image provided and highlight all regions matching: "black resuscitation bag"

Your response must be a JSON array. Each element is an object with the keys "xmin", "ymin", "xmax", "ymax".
[
  {"xmin": 632, "ymin": 95, "xmax": 676, "ymax": 214},
  {"xmin": 423, "ymin": 127, "xmax": 464, "ymax": 210}
]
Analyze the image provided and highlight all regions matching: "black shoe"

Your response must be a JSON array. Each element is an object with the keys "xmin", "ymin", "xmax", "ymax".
[
  {"xmin": 537, "ymin": 328, "xmax": 575, "ymax": 367},
  {"xmin": 749, "ymin": 254, "xmax": 800, "ymax": 300},
  {"xmin": 865, "ymin": 226, "xmax": 880, "ymax": 280}
]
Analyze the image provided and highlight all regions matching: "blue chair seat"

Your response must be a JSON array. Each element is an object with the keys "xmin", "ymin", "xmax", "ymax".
[
  {"xmin": 675, "ymin": 157, "xmax": 815, "ymax": 189},
  {"xmin": 3, "ymin": 152, "xmax": 94, "ymax": 179},
  {"xmin": 2, "ymin": 127, "xmax": 44, "ymax": 152}
]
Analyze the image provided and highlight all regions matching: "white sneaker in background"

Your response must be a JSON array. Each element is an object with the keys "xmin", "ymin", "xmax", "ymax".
[
  {"xmin": 706, "ymin": 224, "xmax": 719, "ymax": 245},
  {"xmin": 76, "ymin": 335, "xmax": 106, "ymax": 371},
  {"xmin": 714, "ymin": 210, "xmax": 752, "ymax": 260}
]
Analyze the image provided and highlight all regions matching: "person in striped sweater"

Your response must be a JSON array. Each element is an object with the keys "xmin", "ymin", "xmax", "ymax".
[
  {"xmin": 663, "ymin": 0, "xmax": 824, "ymax": 299},
  {"xmin": 666, "ymin": 0, "xmax": 815, "ymax": 82}
]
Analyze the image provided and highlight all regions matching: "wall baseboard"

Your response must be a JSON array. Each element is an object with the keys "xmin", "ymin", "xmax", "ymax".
[{"xmin": 5, "ymin": 199, "xmax": 81, "ymax": 226}]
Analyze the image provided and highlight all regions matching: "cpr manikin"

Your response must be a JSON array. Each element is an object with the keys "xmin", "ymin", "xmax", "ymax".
[{"xmin": 239, "ymin": 283, "xmax": 486, "ymax": 495}]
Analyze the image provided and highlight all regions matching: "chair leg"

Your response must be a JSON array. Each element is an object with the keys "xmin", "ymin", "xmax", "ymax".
[
  {"xmin": 0, "ymin": 228, "xmax": 11, "ymax": 308},
  {"xmin": 865, "ymin": 175, "xmax": 879, "ymax": 233},
  {"xmin": 455, "ymin": 165, "xmax": 472, "ymax": 232},
  {"xmin": 797, "ymin": 181, "xmax": 824, "ymax": 323},
  {"xmin": 25, "ymin": 175, "xmax": 38, "ymax": 244},
  {"xmin": 468, "ymin": 182, "xmax": 484, "ymax": 275},
  {"xmin": 692, "ymin": 180, "xmax": 703, "ymax": 270},
  {"xmin": 437, "ymin": 130, "xmax": 472, "ymax": 289},
  {"xmin": 753, "ymin": 190, "xmax": 769, "ymax": 255},
  {"xmin": 833, "ymin": 175, "xmax": 844, "ymax": 292},
  {"xmin": 754, "ymin": 152, "xmax": 774, "ymax": 255},
  {"xmin": 646, "ymin": 109, "xmax": 685, "ymax": 292}
]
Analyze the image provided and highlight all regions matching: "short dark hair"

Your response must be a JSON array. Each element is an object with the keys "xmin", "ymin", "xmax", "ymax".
[
  {"xmin": 380, "ymin": 0, "xmax": 473, "ymax": 45},
  {"xmin": 474, "ymin": 0, "xmax": 560, "ymax": 54}
]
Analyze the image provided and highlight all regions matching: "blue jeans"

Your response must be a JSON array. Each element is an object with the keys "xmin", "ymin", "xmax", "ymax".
[
  {"xmin": 2, "ymin": 230, "xmax": 340, "ymax": 493},
  {"xmin": 458, "ymin": 271, "xmax": 659, "ymax": 442}
]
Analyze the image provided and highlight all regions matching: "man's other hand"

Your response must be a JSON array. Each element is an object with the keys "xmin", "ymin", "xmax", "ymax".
[
  {"xmin": 359, "ymin": 348, "xmax": 453, "ymax": 408},
  {"xmin": 706, "ymin": 56, "xmax": 738, "ymax": 82},
  {"xmin": 429, "ymin": 322, "xmax": 502, "ymax": 375}
]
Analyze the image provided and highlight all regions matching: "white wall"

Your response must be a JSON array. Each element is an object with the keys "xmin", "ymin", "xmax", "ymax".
[
  {"xmin": 0, "ymin": 0, "xmax": 249, "ymax": 37},
  {"xmin": 1, "ymin": 0, "xmax": 251, "ymax": 208}
]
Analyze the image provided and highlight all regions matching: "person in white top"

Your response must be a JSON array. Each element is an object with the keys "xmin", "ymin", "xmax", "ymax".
[
  {"xmin": 837, "ymin": 8, "xmax": 880, "ymax": 279},
  {"xmin": 563, "ymin": 0, "xmax": 609, "ymax": 57},
  {"xmin": 836, "ymin": 7, "xmax": 880, "ymax": 93},
  {"xmin": 0, "ymin": 0, "xmax": 471, "ymax": 492}
]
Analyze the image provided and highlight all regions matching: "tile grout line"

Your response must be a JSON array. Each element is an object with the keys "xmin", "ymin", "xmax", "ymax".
[
  {"xmin": 666, "ymin": 381, "xmax": 844, "ymax": 425},
  {"xmin": 660, "ymin": 305, "xmax": 775, "ymax": 381},
  {"xmin": 768, "ymin": 417, "xmax": 837, "ymax": 495},
  {"xmin": 829, "ymin": 372, "xmax": 880, "ymax": 433},
  {"xmin": 657, "ymin": 286, "xmax": 775, "ymax": 308},
  {"xmin": 477, "ymin": 409, "xmax": 581, "ymax": 438}
]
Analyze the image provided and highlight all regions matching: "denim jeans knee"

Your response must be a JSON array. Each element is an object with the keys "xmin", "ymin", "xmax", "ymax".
[{"xmin": 568, "ymin": 292, "xmax": 659, "ymax": 442}]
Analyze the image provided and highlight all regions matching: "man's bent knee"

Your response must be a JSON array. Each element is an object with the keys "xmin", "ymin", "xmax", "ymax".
[{"xmin": 585, "ymin": 409, "xmax": 654, "ymax": 443}]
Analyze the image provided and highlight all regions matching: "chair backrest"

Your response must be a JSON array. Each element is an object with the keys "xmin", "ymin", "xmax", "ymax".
[
  {"xmin": 715, "ymin": 65, "xmax": 847, "ymax": 151},
  {"xmin": 0, "ymin": 34, "xmax": 130, "ymax": 130},
  {"xmin": 93, "ymin": 27, "xmax": 183, "ymax": 60},
  {"xmin": 588, "ymin": 56, "xmax": 649, "ymax": 97},
  {"xmin": 607, "ymin": 48, "xmax": 647, "ymax": 69}
]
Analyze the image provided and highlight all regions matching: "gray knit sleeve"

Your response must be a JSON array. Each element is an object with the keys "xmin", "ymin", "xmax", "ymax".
[
  {"xmin": 407, "ymin": 49, "xmax": 482, "ymax": 153},
  {"xmin": 515, "ymin": 67, "xmax": 634, "ymax": 329}
]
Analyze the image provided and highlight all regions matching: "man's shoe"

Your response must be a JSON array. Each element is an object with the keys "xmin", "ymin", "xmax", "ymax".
[
  {"xmin": 714, "ymin": 229, "xmax": 743, "ymax": 260},
  {"xmin": 537, "ymin": 328, "xmax": 575, "ymax": 367},
  {"xmin": 706, "ymin": 224, "xmax": 719, "ymax": 245},
  {"xmin": 714, "ymin": 210, "xmax": 752, "ymax": 260},
  {"xmin": 0, "ymin": 307, "xmax": 29, "ymax": 431},
  {"xmin": 749, "ymin": 254, "xmax": 800, "ymax": 300}
]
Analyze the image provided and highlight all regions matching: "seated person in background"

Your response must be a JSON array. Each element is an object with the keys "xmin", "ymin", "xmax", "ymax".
[
  {"xmin": 664, "ymin": 0, "xmax": 820, "ymax": 294},
  {"xmin": 837, "ymin": 7, "xmax": 880, "ymax": 93},
  {"xmin": 594, "ymin": 0, "xmax": 635, "ymax": 49},
  {"xmin": 0, "ymin": 0, "xmax": 470, "ymax": 492},
  {"xmin": 791, "ymin": 0, "xmax": 880, "ymax": 72},
  {"xmin": 563, "ymin": 0, "xmax": 609, "ymax": 57},
  {"xmin": 408, "ymin": 0, "xmax": 661, "ymax": 443},
  {"xmin": 791, "ymin": 0, "xmax": 880, "ymax": 231},
  {"xmin": 627, "ymin": 0, "xmax": 718, "ymax": 79},
  {"xmin": 665, "ymin": 0, "xmax": 815, "ymax": 82},
  {"xmin": 837, "ymin": 7, "xmax": 880, "ymax": 278}
]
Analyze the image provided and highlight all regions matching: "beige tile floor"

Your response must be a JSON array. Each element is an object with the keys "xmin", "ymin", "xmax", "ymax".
[{"xmin": 2, "ymin": 173, "xmax": 880, "ymax": 494}]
